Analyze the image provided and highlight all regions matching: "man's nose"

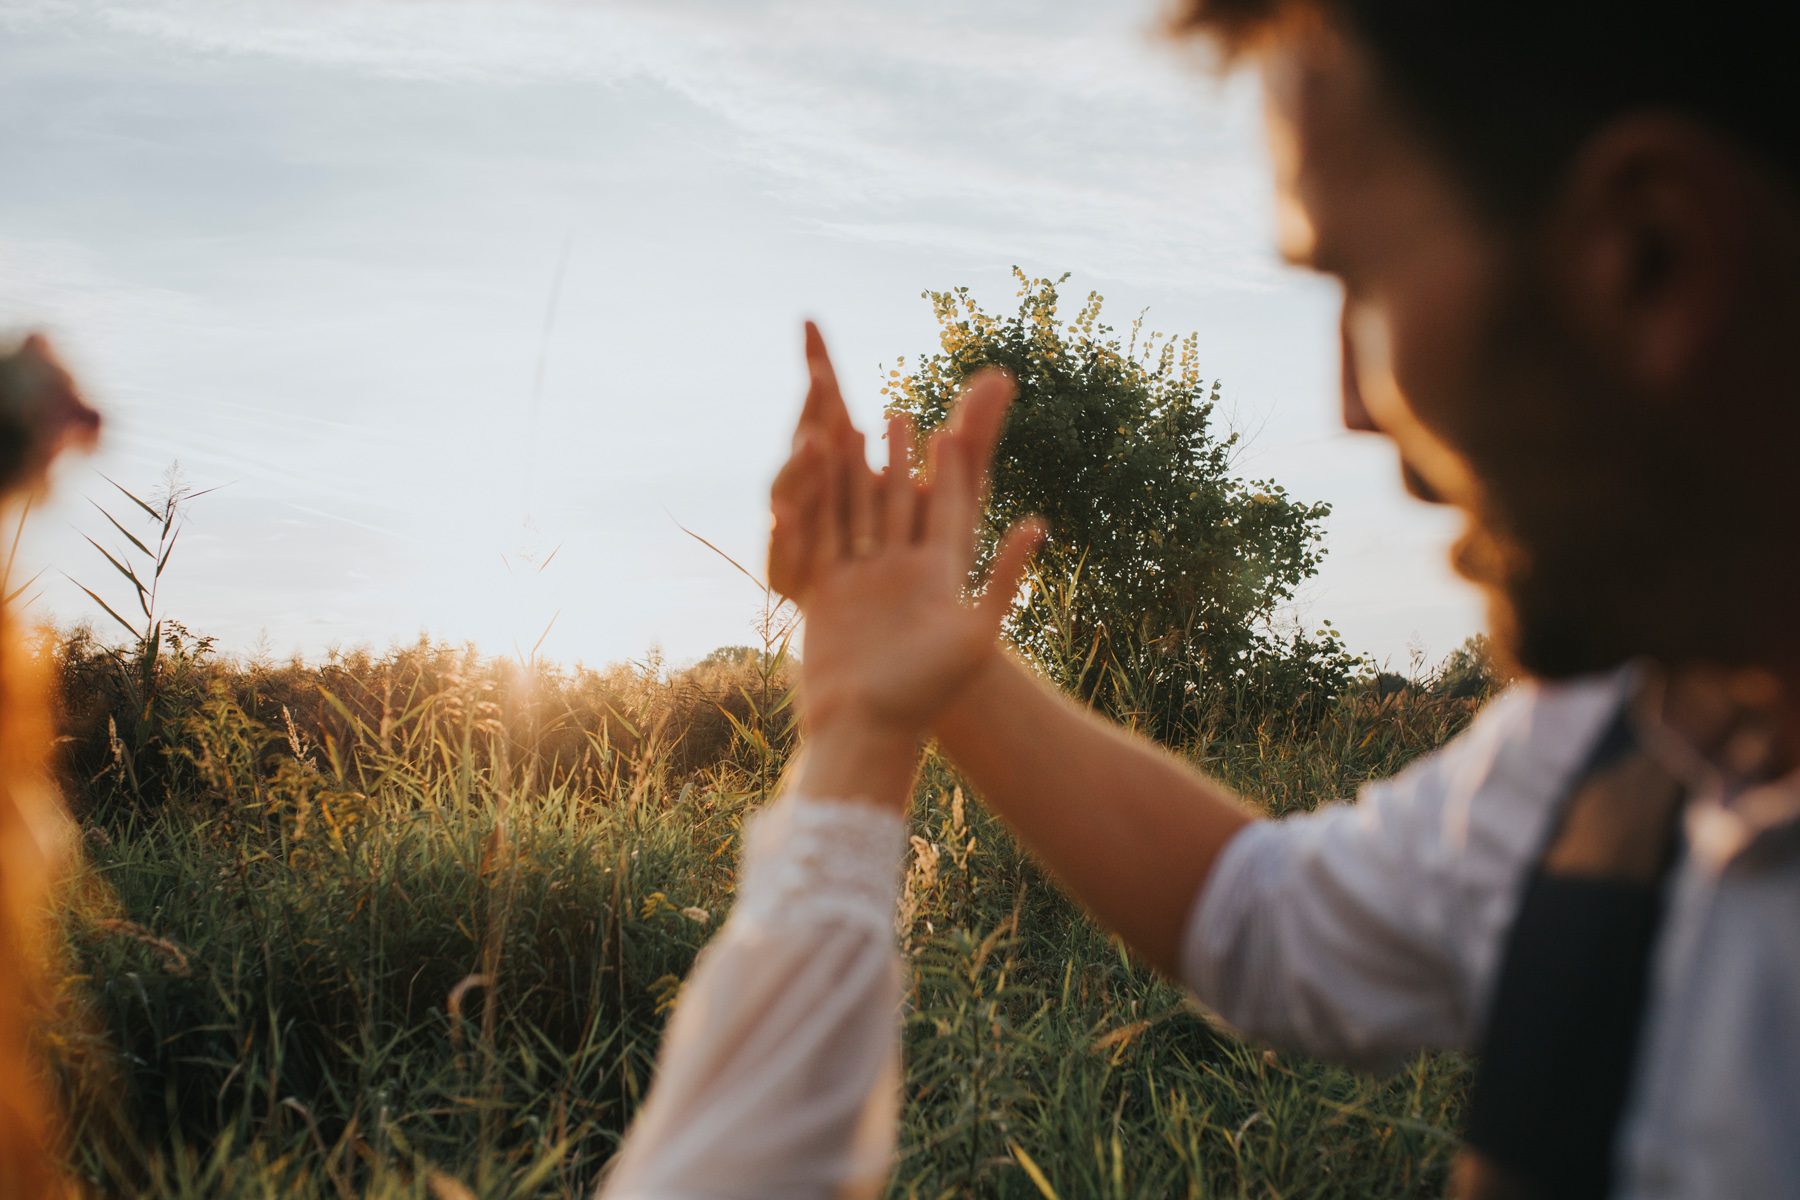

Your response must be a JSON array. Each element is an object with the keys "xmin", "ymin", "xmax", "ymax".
[
  {"xmin": 1339, "ymin": 308, "xmax": 1445, "ymax": 503},
  {"xmin": 1339, "ymin": 312, "xmax": 1380, "ymax": 432}
]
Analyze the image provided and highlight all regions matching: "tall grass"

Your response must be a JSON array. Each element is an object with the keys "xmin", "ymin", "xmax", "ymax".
[{"xmin": 37, "ymin": 618, "xmax": 1488, "ymax": 1198}]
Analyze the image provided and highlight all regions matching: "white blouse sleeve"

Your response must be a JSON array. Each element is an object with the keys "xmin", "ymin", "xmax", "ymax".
[{"xmin": 596, "ymin": 793, "xmax": 908, "ymax": 1200}]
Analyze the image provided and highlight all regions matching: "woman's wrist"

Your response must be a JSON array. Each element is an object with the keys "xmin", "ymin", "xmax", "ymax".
[{"xmin": 794, "ymin": 718, "xmax": 923, "ymax": 812}]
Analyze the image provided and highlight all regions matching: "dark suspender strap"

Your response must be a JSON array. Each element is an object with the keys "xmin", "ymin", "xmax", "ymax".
[{"xmin": 1459, "ymin": 706, "xmax": 1674, "ymax": 1199}]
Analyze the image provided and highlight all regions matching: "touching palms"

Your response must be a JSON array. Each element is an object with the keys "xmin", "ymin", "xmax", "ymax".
[{"xmin": 769, "ymin": 324, "xmax": 1039, "ymax": 751}]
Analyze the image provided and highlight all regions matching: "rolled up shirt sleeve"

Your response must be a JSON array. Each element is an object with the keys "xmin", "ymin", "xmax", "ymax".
[
  {"xmin": 597, "ymin": 795, "xmax": 907, "ymax": 1200},
  {"xmin": 1179, "ymin": 675, "xmax": 1629, "ymax": 1072}
]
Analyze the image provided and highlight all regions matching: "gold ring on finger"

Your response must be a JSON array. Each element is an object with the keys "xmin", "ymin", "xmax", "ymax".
[{"xmin": 852, "ymin": 535, "xmax": 878, "ymax": 558}]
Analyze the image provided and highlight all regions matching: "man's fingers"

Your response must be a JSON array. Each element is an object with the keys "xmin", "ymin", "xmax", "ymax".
[
  {"xmin": 922, "ymin": 429, "xmax": 975, "ymax": 551},
  {"xmin": 883, "ymin": 414, "xmax": 918, "ymax": 543},
  {"xmin": 943, "ymin": 432, "xmax": 983, "ymax": 568},
  {"xmin": 948, "ymin": 366, "xmax": 1016, "ymax": 501},
  {"xmin": 887, "ymin": 413, "xmax": 916, "ymax": 480},
  {"xmin": 977, "ymin": 518, "xmax": 1047, "ymax": 631},
  {"xmin": 799, "ymin": 321, "xmax": 854, "ymax": 444}
]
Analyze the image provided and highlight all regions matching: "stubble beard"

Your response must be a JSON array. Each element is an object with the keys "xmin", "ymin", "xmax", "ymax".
[{"xmin": 1437, "ymin": 276, "xmax": 1782, "ymax": 681}]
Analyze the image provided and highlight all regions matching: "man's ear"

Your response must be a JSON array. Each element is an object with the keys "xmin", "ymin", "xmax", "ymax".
[{"xmin": 1546, "ymin": 114, "xmax": 1764, "ymax": 396}]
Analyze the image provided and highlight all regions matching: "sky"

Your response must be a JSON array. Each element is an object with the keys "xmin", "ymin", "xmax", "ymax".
[{"xmin": 0, "ymin": 0, "xmax": 1484, "ymax": 672}]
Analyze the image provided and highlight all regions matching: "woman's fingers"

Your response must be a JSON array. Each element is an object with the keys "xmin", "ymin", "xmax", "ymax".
[
  {"xmin": 769, "ymin": 494, "xmax": 814, "ymax": 602},
  {"xmin": 779, "ymin": 322, "xmax": 882, "ymax": 595},
  {"xmin": 799, "ymin": 321, "xmax": 854, "ymax": 445},
  {"xmin": 976, "ymin": 518, "xmax": 1046, "ymax": 632},
  {"xmin": 768, "ymin": 433, "xmax": 823, "ymax": 598},
  {"xmin": 810, "ymin": 443, "xmax": 845, "ymax": 584},
  {"xmin": 883, "ymin": 414, "xmax": 918, "ymax": 544}
]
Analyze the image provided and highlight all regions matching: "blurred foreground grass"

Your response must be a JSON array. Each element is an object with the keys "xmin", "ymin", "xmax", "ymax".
[{"xmin": 40, "ymin": 632, "xmax": 1485, "ymax": 1198}]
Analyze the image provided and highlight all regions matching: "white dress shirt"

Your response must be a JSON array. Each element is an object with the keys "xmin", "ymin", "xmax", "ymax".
[{"xmin": 1185, "ymin": 670, "xmax": 1800, "ymax": 1198}]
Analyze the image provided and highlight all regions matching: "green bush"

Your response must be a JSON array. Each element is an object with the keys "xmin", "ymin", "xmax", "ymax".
[
  {"xmin": 1429, "ymin": 634, "xmax": 1510, "ymax": 700},
  {"xmin": 882, "ymin": 271, "xmax": 1361, "ymax": 741}
]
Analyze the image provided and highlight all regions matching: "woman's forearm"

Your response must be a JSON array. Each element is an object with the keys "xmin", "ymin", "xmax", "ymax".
[
  {"xmin": 598, "ymin": 795, "xmax": 906, "ymax": 1200},
  {"xmin": 931, "ymin": 649, "xmax": 1256, "ymax": 976}
]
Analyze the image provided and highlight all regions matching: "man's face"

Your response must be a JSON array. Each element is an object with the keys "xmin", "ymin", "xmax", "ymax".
[
  {"xmin": 1257, "ymin": 22, "xmax": 1768, "ymax": 677},
  {"xmin": 1262, "ymin": 25, "xmax": 1561, "ymax": 666},
  {"xmin": 1263, "ymin": 24, "xmax": 1502, "ymax": 514}
]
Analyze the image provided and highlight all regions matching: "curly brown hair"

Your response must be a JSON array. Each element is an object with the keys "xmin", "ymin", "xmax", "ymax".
[{"xmin": 1171, "ymin": 0, "xmax": 1800, "ymax": 219}]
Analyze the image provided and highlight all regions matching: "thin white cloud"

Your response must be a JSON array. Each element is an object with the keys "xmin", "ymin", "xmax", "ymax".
[
  {"xmin": 1, "ymin": 0, "xmax": 659, "ymax": 85},
  {"xmin": 0, "ymin": 0, "xmax": 1280, "ymax": 290},
  {"xmin": 0, "ymin": 0, "xmax": 1479, "ymax": 663}
]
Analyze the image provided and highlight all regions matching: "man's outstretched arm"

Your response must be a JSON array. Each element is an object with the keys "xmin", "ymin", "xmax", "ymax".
[
  {"xmin": 932, "ymin": 648, "xmax": 1254, "ymax": 977},
  {"xmin": 771, "ymin": 323, "xmax": 1255, "ymax": 980}
]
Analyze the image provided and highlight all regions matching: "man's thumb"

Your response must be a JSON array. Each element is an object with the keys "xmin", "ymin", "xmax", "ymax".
[{"xmin": 977, "ymin": 518, "xmax": 1046, "ymax": 629}]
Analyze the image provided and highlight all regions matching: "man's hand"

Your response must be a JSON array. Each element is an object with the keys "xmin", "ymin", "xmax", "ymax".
[
  {"xmin": 766, "ymin": 317, "xmax": 1039, "ymax": 811},
  {"xmin": 767, "ymin": 321, "xmax": 1250, "ymax": 971},
  {"xmin": 793, "ymin": 415, "xmax": 1042, "ymax": 808}
]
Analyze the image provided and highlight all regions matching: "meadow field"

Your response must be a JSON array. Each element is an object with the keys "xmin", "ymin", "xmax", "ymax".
[{"xmin": 37, "ymin": 617, "xmax": 1495, "ymax": 1199}]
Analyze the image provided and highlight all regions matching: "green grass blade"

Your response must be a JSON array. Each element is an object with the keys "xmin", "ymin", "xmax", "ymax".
[
  {"xmin": 4, "ymin": 567, "xmax": 45, "ymax": 606},
  {"xmin": 4, "ymin": 494, "xmax": 30, "ymax": 583},
  {"xmin": 101, "ymin": 473, "xmax": 162, "ymax": 521},
  {"xmin": 155, "ymin": 524, "xmax": 181, "ymax": 579},
  {"xmin": 1009, "ymin": 1142, "xmax": 1060, "ymax": 1200},
  {"xmin": 79, "ymin": 535, "xmax": 150, "ymax": 614},
  {"xmin": 60, "ymin": 571, "xmax": 140, "ymax": 638},
  {"xmin": 673, "ymin": 517, "xmax": 769, "ymax": 594},
  {"xmin": 90, "ymin": 499, "xmax": 153, "ymax": 557}
]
